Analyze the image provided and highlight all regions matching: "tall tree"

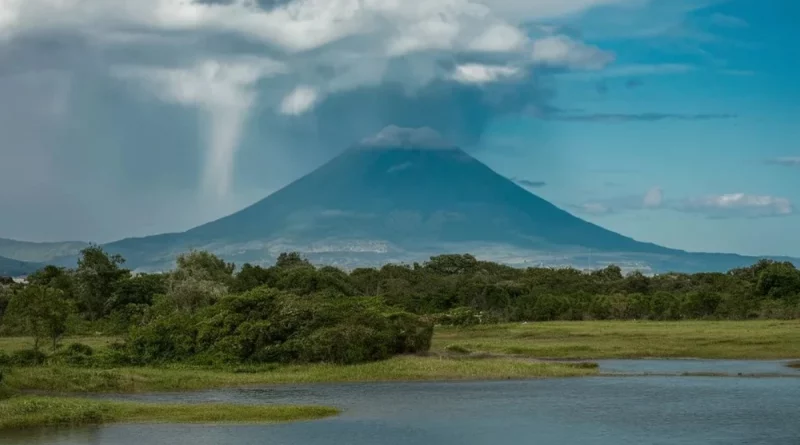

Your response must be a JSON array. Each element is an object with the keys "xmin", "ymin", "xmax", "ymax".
[
  {"xmin": 75, "ymin": 246, "xmax": 130, "ymax": 321},
  {"xmin": 168, "ymin": 251, "xmax": 233, "ymax": 312},
  {"xmin": 5, "ymin": 285, "xmax": 72, "ymax": 351}
]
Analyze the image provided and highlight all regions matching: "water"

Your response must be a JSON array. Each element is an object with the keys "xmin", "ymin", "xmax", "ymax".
[{"xmin": 4, "ymin": 363, "xmax": 800, "ymax": 445}]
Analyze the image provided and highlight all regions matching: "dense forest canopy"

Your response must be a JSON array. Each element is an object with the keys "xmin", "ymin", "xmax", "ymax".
[{"xmin": 1, "ymin": 247, "xmax": 799, "ymax": 367}]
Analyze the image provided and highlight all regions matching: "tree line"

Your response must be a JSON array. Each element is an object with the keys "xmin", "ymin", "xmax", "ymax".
[{"xmin": 1, "ymin": 247, "xmax": 799, "ymax": 366}]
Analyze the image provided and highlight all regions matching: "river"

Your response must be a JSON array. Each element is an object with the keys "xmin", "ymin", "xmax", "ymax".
[{"xmin": 3, "ymin": 361, "xmax": 799, "ymax": 445}]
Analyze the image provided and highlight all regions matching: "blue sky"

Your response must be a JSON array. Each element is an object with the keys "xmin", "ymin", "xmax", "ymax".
[
  {"xmin": 0, "ymin": 0, "xmax": 797, "ymax": 257},
  {"xmin": 478, "ymin": 0, "xmax": 800, "ymax": 256}
]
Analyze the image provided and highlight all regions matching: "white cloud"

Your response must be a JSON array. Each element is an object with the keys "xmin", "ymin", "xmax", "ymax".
[
  {"xmin": 681, "ymin": 194, "xmax": 793, "ymax": 219},
  {"xmin": 0, "ymin": 0, "xmax": 22, "ymax": 32},
  {"xmin": 360, "ymin": 125, "xmax": 454, "ymax": 149},
  {"xmin": 531, "ymin": 35, "xmax": 615, "ymax": 70},
  {"xmin": 451, "ymin": 64, "xmax": 522, "ymax": 84},
  {"xmin": 280, "ymin": 86, "xmax": 320, "ymax": 116},
  {"xmin": 468, "ymin": 23, "xmax": 528, "ymax": 52},
  {"xmin": 642, "ymin": 187, "xmax": 663, "ymax": 208},
  {"xmin": 0, "ymin": 0, "xmax": 626, "ymax": 202},
  {"xmin": 0, "ymin": 0, "xmax": 658, "ymax": 241},
  {"xmin": 114, "ymin": 57, "xmax": 286, "ymax": 198},
  {"xmin": 579, "ymin": 188, "xmax": 793, "ymax": 219},
  {"xmin": 767, "ymin": 157, "xmax": 800, "ymax": 167}
]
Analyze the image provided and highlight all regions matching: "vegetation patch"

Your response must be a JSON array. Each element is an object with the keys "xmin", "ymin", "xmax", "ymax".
[
  {"xmin": 0, "ymin": 396, "xmax": 339, "ymax": 431},
  {"xmin": 2, "ymin": 356, "xmax": 596, "ymax": 394},
  {"xmin": 432, "ymin": 321, "xmax": 800, "ymax": 359},
  {"xmin": 443, "ymin": 344, "xmax": 471, "ymax": 355},
  {"xmin": 787, "ymin": 361, "xmax": 800, "ymax": 369}
]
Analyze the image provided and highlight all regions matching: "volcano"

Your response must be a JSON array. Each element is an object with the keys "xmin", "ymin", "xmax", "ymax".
[{"xmin": 99, "ymin": 127, "xmax": 792, "ymax": 273}]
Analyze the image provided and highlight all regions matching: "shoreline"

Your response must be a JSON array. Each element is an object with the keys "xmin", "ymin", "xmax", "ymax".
[
  {"xmin": 1, "ymin": 355, "xmax": 599, "ymax": 395},
  {"xmin": 0, "ymin": 396, "xmax": 339, "ymax": 432}
]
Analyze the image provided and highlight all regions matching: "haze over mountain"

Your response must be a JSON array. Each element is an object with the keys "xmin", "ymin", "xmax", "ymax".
[
  {"xmin": 0, "ymin": 238, "xmax": 88, "ymax": 264},
  {"xmin": 0, "ymin": 255, "xmax": 41, "ymax": 277},
  {"xmin": 6, "ymin": 125, "xmax": 769, "ymax": 274}
]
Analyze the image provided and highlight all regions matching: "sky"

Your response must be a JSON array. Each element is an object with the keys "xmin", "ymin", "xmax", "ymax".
[{"xmin": 0, "ymin": 0, "xmax": 798, "ymax": 257}]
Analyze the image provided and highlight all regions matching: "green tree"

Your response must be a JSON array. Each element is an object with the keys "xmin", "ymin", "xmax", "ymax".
[
  {"xmin": 108, "ymin": 273, "xmax": 167, "ymax": 310},
  {"xmin": 27, "ymin": 265, "xmax": 75, "ymax": 300},
  {"xmin": 167, "ymin": 251, "xmax": 233, "ymax": 312},
  {"xmin": 755, "ymin": 262, "xmax": 800, "ymax": 300},
  {"xmin": 424, "ymin": 254, "xmax": 479, "ymax": 275},
  {"xmin": 232, "ymin": 264, "xmax": 275, "ymax": 293},
  {"xmin": 5, "ymin": 285, "xmax": 72, "ymax": 351},
  {"xmin": 75, "ymin": 246, "xmax": 130, "ymax": 321},
  {"xmin": 275, "ymin": 252, "xmax": 312, "ymax": 269}
]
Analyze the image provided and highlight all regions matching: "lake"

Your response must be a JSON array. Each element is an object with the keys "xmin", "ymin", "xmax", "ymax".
[{"xmin": 4, "ymin": 361, "xmax": 799, "ymax": 445}]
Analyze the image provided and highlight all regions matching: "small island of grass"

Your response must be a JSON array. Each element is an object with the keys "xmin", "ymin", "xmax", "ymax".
[
  {"xmin": 787, "ymin": 360, "xmax": 800, "ymax": 369},
  {"xmin": 0, "ymin": 396, "xmax": 339, "ymax": 431}
]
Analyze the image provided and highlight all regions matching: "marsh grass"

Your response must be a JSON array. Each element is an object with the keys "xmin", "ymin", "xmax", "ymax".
[
  {"xmin": 3, "ymin": 320, "xmax": 797, "ymax": 395},
  {"xmin": 432, "ymin": 320, "xmax": 800, "ymax": 359},
  {"xmin": 0, "ymin": 396, "xmax": 338, "ymax": 431},
  {"xmin": 3, "ymin": 355, "xmax": 595, "ymax": 393}
]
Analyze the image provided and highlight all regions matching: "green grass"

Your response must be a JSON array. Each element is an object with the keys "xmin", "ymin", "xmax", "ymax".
[
  {"xmin": 432, "ymin": 320, "xmax": 800, "ymax": 359},
  {"xmin": 0, "ymin": 396, "xmax": 338, "ymax": 431},
  {"xmin": 0, "ymin": 336, "xmax": 119, "ymax": 353},
  {"xmin": 3, "ymin": 320, "xmax": 796, "ymax": 395},
  {"xmin": 2, "ymin": 355, "xmax": 595, "ymax": 393}
]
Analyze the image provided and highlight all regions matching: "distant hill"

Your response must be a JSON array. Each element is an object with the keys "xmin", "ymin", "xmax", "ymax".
[
  {"xmin": 0, "ymin": 238, "xmax": 89, "ymax": 263},
  {"xmin": 0, "ymin": 255, "xmax": 42, "ymax": 277},
  {"xmin": 89, "ymin": 126, "xmax": 797, "ymax": 274}
]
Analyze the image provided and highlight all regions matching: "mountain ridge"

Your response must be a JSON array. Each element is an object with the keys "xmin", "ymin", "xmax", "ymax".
[{"xmin": 3, "ymin": 128, "xmax": 798, "ymax": 274}]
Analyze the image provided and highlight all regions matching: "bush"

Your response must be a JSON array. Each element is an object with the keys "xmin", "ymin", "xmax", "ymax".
[
  {"xmin": 10, "ymin": 349, "xmax": 48, "ymax": 366},
  {"xmin": 51, "ymin": 343, "xmax": 95, "ymax": 366},
  {"xmin": 0, "ymin": 351, "xmax": 10, "ymax": 367},
  {"xmin": 122, "ymin": 287, "xmax": 433, "ymax": 365},
  {"xmin": 386, "ymin": 312, "xmax": 433, "ymax": 354},
  {"xmin": 288, "ymin": 325, "xmax": 393, "ymax": 364}
]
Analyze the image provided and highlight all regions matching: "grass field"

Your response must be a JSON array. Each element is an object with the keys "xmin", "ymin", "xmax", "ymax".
[
  {"xmin": 1, "ymin": 355, "xmax": 595, "ymax": 393},
  {"xmin": 0, "ymin": 396, "xmax": 338, "ymax": 431},
  {"xmin": 0, "ymin": 336, "xmax": 118, "ymax": 353},
  {"xmin": 432, "ymin": 320, "xmax": 800, "ymax": 359},
  {"xmin": 2, "ymin": 320, "xmax": 798, "ymax": 394}
]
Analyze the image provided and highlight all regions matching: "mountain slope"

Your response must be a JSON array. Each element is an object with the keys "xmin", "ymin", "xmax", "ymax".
[
  {"xmin": 188, "ymin": 145, "xmax": 670, "ymax": 252},
  {"xmin": 94, "ymin": 127, "xmax": 800, "ymax": 273},
  {"xmin": 0, "ymin": 255, "xmax": 42, "ymax": 277},
  {"xmin": 0, "ymin": 238, "xmax": 89, "ymax": 263}
]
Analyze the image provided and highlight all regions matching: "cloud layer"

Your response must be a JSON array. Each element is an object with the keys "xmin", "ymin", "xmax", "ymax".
[
  {"xmin": 578, "ymin": 188, "xmax": 794, "ymax": 219},
  {"xmin": 767, "ymin": 157, "xmax": 800, "ymax": 168},
  {"xmin": 0, "ymin": 0, "xmax": 748, "ymax": 242}
]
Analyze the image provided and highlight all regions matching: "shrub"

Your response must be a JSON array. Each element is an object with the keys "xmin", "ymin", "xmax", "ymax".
[
  {"xmin": 122, "ymin": 287, "xmax": 433, "ymax": 365},
  {"xmin": 288, "ymin": 325, "xmax": 393, "ymax": 364},
  {"xmin": 51, "ymin": 343, "xmax": 95, "ymax": 366},
  {"xmin": 386, "ymin": 312, "xmax": 433, "ymax": 354},
  {"xmin": 11, "ymin": 349, "xmax": 48, "ymax": 366}
]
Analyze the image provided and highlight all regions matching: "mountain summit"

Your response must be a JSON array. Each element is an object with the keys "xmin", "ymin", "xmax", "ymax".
[{"xmin": 101, "ymin": 127, "xmax": 789, "ymax": 272}]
